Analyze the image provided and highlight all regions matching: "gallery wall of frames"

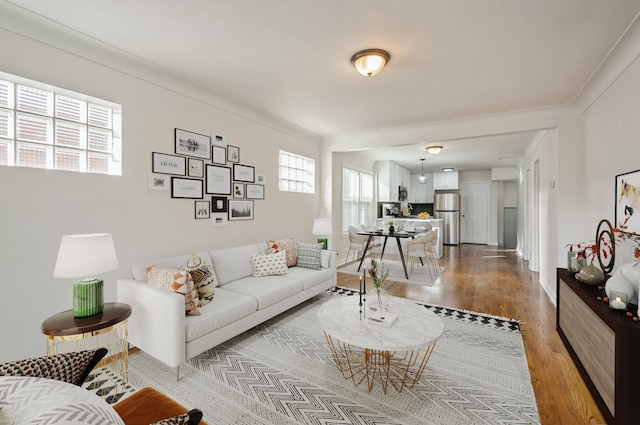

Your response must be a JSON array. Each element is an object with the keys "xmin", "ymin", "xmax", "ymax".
[{"xmin": 149, "ymin": 128, "xmax": 265, "ymax": 227}]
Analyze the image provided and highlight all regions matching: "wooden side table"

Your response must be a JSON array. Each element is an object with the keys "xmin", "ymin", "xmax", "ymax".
[{"xmin": 41, "ymin": 302, "xmax": 131, "ymax": 392}]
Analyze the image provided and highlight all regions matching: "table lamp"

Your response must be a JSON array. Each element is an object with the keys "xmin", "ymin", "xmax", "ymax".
[
  {"xmin": 312, "ymin": 218, "xmax": 333, "ymax": 250},
  {"xmin": 53, "ymin": 233, "xmax": 119, "ymax": 318}
]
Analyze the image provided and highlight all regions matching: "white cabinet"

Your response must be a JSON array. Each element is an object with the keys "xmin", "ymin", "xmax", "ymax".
[
  {"xmin": 433, "ymin": 171, "xmax": 459, "ymax": 190},
  {"xmin": 376, "ymin": 161, "xmax": 411, "ymax": 201},
  {"xmin": 409, "ymin": 173, "xmax": 434, "ymax": 203}
]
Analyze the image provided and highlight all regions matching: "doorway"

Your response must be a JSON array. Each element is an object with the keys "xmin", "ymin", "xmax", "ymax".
[
  {"xmin": 460, "ymin": 181, "xmax": 489, "ymax": 244},
  {"xmin": 504, "ymin": 207, "xmax": 517, "ymax": 249}
]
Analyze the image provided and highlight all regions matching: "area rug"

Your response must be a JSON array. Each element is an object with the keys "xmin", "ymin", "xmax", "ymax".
[
  {"xmin": 340, "ymin": 258, "xmax": 443, "ymax": 286},
  {"xmin": 120, "ymin": 288, "xmax": 540, "ymax": 425}
]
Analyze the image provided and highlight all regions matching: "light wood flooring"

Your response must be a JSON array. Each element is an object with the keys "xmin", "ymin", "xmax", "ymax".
[{"xmin": 337, "ymin": 243, "xmax": 605, "ymax": 425}]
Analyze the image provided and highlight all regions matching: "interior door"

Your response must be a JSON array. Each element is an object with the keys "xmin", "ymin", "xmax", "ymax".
[{"xmin": 460, "ymin": 181, "xmax": 489, "ymax": 244}]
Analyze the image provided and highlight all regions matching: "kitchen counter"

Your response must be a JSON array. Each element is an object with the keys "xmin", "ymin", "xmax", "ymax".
[{"xmin": 375, "ymin": 218, "xmax": 443, "ymax": 257}]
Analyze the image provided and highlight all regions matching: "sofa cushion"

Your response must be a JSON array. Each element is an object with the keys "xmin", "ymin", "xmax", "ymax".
[
  {"xmin": 284, "ymin": 266, "xmax": 334, "ymax": 291},
  {"xmin": 209, "ymin": 244, "xmax": 261, "ymax": 286},
  {"xmin": 184, "ymin": 253, "xmax": 216, "ymax": 306},
  {"xmin": 251, "ymin": 251, "xmax": 288, "ymax": 277},
  {"xmin": 266, "ymin": 237, "xmax": 297, "ymax": 267},
  {"xmin": 296, "ymin": 242, "xmax": 322, "ymax": 270},
  {"xmin": 185, "ymin": 288, "xmax": 257, "ymax": 343},
  {"xmin": 146, "ymin": 266, "xmax": 201, "ymax": 315},
  {"xmin": 132, "ymin": 252, "xmax": 214, "ymax": 282},
  {"xmin": 222, "ymin": 276, "xmax": 303, "ymax": 310}
]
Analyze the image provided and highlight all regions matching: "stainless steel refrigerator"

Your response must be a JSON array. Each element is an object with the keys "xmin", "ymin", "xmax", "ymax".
[{"xmin": 434, "ymin": 192, "xmax": 460, "ymax": 245}]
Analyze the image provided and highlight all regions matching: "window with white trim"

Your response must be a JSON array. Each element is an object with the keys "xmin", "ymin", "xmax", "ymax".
[
  {"xmin": 0, "ymin": 72, "xmax": 122, "ymax": 175},
  {"xmin": 342, "ymin": 167, "xmax": 374, "ymax": 232},
  {"xmin": 278, "ymin": 150, "xmax": 315, "ymax": 193}
]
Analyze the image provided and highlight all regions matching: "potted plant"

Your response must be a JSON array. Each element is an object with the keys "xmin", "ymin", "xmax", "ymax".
[
  {"xmin": 387, "ymin": 221, "xmax": 395, "ymax": 233},
  {"xmin": 368, "ymin": 258, "xmax": 390, "ymax": 311}
]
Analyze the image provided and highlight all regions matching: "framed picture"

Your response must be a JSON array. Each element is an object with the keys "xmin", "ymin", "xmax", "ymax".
[
  {"xmin": 228, "ymin": 200, "xmax": 254, "ymax": 221},
  {"xmin": 149, "ymin": 174, "xmax": 170, "ymax": 191},
  {"xmin": 194, "ymin": 201, "xmax": 210, "ymax": 219},
  {"xmin": 211, "ymin": 196, "xmax": 228, "ymax": 212},
  {"xmin": 152, "ymin": 152, "xmax": 186, "ymax": 175},
  {"xmin": 212, "ymin": 133, "xmax": 225, "ymax": 145},
  {"xmin": 212, "ymin": 145, "xmax": 226, "ymax": 165},
  {"xmin": 233, "ymin": 163, "xmax": 255, "ymax": 182},
  {"xmin": 205, "ymin": 165, "xmax": 232, "ymax": 195},
  {"xmin": 171, "ymin": 177, "xmax": 203, "ymax": 199},
  {"xmin": 211, "ymin": 212, "xmax": 227, "ymax": 227},
  {"xmin": 188, "ymin": 158, "xmax": 204, "ymax": 178},
  {"xmin": 227, "ymin": 145, "xmax": 240, "ymax": 163},
  {"xmin": 233, "ymin": 183, "xmax": 245, "ymax": 198},
  {"xmin": 246, "ymin": 184, "xmax": 264, "ymax": 199},
  {"xmin": 175, "ymin": 128, "xmax": 211, "ymax": 159},
  {"xmin": 256, "ymin": 173, "xmax": 266, "ymax": 185},
  {"xmin": 616, "ymin": 169, "xmax": 640, "ymax": 234}
]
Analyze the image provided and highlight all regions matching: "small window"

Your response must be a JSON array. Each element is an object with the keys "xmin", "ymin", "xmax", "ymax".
[
  {"xmin": 278, "ymin": 150, "xmax": 315, "ymax": 193},
  {"xmin": 0, "ymin": 71, "xmax": 121, "ymax": 175}
]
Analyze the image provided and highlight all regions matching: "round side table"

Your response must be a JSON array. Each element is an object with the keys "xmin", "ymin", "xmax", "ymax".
[{"xmin": 41, "ymin": 302, "xmax": 131, "ymax": 391}]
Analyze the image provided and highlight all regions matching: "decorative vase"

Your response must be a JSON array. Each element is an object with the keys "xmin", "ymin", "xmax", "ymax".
[
  {"xmin": 370, "ymin": 287, "xmax": 389, "ymax": 311},
  {"xmin": 388, "ymin": 225, "xmax": 395, "ymax": 234},
  {"xmin": 567, "ymin": 251, "xmax": 586, "ymax": 273},
  {"xmin": 576, "ymin": 263, "xmax": 605, "ymax": 286}
]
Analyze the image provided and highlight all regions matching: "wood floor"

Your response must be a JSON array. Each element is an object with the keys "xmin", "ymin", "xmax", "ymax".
[{"xmin": 337, "ymin": 243, "xmax": 606, "ymax": 425}]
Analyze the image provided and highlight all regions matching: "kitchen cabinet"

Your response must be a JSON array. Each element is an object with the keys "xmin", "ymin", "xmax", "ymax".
[
  {"xmin": 376, "ymin": 161, "xmax": 411, "ymax": 201},
  {"xmin": 410, "ymin": 173, "xmax": 434, "ymax": 203},
  {"xmin": 433, "ymin": 171, "xmax": 459, "ymax": 190}
]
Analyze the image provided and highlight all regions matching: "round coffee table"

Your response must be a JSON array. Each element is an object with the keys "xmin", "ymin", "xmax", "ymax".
[{"xmin": 317, "ymin": 295, "xmax": 444, "ymax": 393}]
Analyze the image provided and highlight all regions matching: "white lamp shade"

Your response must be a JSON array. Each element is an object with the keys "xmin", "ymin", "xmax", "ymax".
[
  {"xmin": 312, "ymin": 218, "xmax": 333, "ymax": 236},
  {"xmin": 53, "ymin": 233, "xmax": 119, "ymax": 278}
]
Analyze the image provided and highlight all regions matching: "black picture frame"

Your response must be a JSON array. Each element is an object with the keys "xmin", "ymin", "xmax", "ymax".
[
  {"xmin": 211, "ymin": 196, "xmax": 228, "ymax": 212},
  {"xmin": 205, "ymin": 165, "xmax": 232, "ymax": 195},
  {"xmin": 228, "ymin": 200, "xmax": 254, "ymax": 221},
  {"xmin": 175, "ymin": 128, "xmax": 211, "ymax": 159},
  {"xmin": 616, "ymin": 169, "xmax": 640, "ymax": 234},
  {"xmin": 233, "ymin": 163, "xmax": 255, "ymax": 183},
  {"xmin": 246, "ymin": 184, "xmax": 264, "ymax": 199},
  {"xmin": 233, "ymin": 182, "xmax": 245, "ymax": 198},
  {"xmin": 171, "ymin": 177, "xmax": 203, "ymax": 199},
  {"xmin": 152, "ymin": 152, "xmax": 186, "ymax": 175},
  {"xmin": 227, "ymin": 145, "xmax": 240, "ymax": 163}
]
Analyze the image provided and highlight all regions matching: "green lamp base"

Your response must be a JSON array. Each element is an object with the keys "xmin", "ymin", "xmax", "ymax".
[
  {"xmin": 73, "ymin": 278, "xmax": 104, "ymax": 318},
  {"xmin": 317, "ymin": 238, "xmax": 328, "ymax": 250}
]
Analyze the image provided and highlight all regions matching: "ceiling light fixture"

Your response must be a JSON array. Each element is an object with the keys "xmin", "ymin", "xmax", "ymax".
[
  {"xmin": 418, "ymin": 158, "xmax": 427, "ymax": 184},
  {"xmin": 426, "ymin": 145, "xmax": 443, "ymax": 155},
  {"xmin": 350, "ymin": 49, "xmax": 390, "ymax": 77},
  {"xmin": 442, "ymin": 167, "xmax": 454, "ymax": 172}
]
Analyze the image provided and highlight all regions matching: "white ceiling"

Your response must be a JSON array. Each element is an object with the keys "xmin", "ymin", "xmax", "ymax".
[{"xmin": 4, "ymin": 0, "xmax": 640, "ymax": 173}]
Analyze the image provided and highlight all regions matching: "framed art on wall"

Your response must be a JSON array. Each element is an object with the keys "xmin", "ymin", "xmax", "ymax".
[
  {"xmin": 228, "ymin": 200, "xmax": 254, "ymax": 220},
  {"xmin": 205, "ymin": 165, "xmax": 232, "ymax": 195},
  {"xmin": 195, "ymin": 201, "xmax": 210, "ymax": 219},
  {"xmin": 171, "ymin": 177, "xmax": 203, "ymax": 199},
  {"xmin": 233, "ymin": 163, "xmax": 255, "ymax": 182},
  {"xmin": 149, "ymin": 174, "xmax": 169, "ymax": 190},
  {"xmin": 616, "ymin": 169, "xmax": 640, "ymax": 234},
  {"xmin": 175, "ymin": 128, "xmax": 211, "ymax": 159},
  {"xmin": 211, "ymin": 212, "xmax": 227, "ymax": 227},
  {"xmin": 233, "ymin": 183, "xmax": 245, "ymax": 198},
  {"xmin": 246, "ymin": 184, "xmax": 264, "ymax": 199},
  {"xmin": 212, "ymin": 145, "xmax": 226, "ymax": 165},
  {"xmin": 188, "ymin": 158, "xmax": 204, "ymax": 178},
  {"xmin": 227, "ymin": 145, "xmax": 240, "ymax": 163},
  {"xmin": 211, "ymin": 196, "xmax": 228, "ymax": 212},
  {"xmin": 152, "ymin": 152, "xmax": 186, "ymax": 175}
]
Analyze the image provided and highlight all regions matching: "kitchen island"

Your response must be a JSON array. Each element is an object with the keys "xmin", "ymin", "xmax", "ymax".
[{"xmin": 375, "ymin": 218, "xmax": 444, "ymax": 258}]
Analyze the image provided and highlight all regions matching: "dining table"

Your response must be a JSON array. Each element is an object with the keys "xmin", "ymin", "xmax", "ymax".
[{"xmin": 356, "ymin": 230, "xmax": 421, "ymax": 279}]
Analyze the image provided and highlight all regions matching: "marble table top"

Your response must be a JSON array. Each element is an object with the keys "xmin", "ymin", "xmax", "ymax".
[{"xmin": 317, "ymin": 295, "xmax": 444, "ymax": 351}]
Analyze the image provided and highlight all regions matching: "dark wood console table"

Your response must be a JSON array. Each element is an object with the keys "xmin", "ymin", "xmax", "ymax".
[{"xmin": 557, "ymin": 268, "xmax": 640, "ymax": 425}]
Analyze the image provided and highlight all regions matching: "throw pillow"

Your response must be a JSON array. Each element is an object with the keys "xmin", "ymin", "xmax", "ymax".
[
  {"xmin": 266, "ymin": 237, "xmax": 297, "ymax": 267},
  {"xmin": 146, "ymin": 266, "xmax": 201, "ymax": 315},
  {"xmin": 320, "ymin": 250, "xmax": 332, "ymax": 268},
  {"xmin": 251, "ymin": 251, "xmax": 288, "ymax": 277},
  {"xmin": 296, "ymin": 242, "xmax": 322, "ymax": 270},
  {"xmin": 184, "ymin": 253, "xmax": 216, "ymax": 306},
  {"xmin": 149, "ymin": 409, "xmax": 203, "ymax": 425}
]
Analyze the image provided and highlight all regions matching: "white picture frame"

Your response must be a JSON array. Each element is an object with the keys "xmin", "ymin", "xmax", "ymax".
[
  {"xmin": 149, "ymin": 174, "xmax": 170, "ymax": 191},
  {"xmin": 188, "ymin": 158, "xmax": 204, "ymax": 178},
  {"xmin": 195, "ymin": 201, "xmax": 210, "ymax": 219},
  {"xmin": 211, "ymin": 212, "xmax": 228, "ymax": 227},
  {"xmin": 152, "ymin": 152, "xmax": 186, "ymax": 175},
  {"xmin": 246, "ymin": 184, "xmax": 264, "ymax": 199},
  {"xmin": 228, "ymin": 200, "xmax": 254, "ymax": 221},
  {"xmin": 175, "ymin": 128, "xmax": 211, "ymax": 159},
  {"xmin": 212, "ymin": 145, "xmax": 226, "ymax": 165}
]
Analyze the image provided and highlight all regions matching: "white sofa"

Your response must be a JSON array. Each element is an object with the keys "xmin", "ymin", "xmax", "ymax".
[{"xmin": 116, "ymin": 242, "xmax": 336, "ymax": 377}]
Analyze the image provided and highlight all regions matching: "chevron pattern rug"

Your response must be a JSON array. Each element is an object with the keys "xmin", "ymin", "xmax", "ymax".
[{"xmin": 123, "ymin": 288, "xmax": 540, "ymax": 425}]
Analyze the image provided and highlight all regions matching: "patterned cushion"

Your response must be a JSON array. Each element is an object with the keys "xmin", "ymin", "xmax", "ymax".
[
  {"xmin": 184, "ymin": 253, "xmax": 216, "ymax": 306},
  {"xmin": 296, "ymin": 242, "xmax": 323, "ymax": 270},
  {"xmin": 266, "ymin": 237, "xmax": 297, "ymax": 267},
  {"xmin": 151, "ymin": 410, "xmax": 203, "ymax": 425},
  {"xmin": 251, "ymin": 251, "xmax": 288, "ymax": 277},
  {"xmin": 0, "ymin": 348, "xmax": 107, "ymax": 386},
  {"xmin": 146, "ymin": 266, "xmax": 201, "ymax": 315}
]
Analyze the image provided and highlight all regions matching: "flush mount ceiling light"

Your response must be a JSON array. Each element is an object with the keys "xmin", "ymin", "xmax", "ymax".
[
  {"xmin": 426, "ymin": 145, "xmax": 443, "ymax": 155},
  {"xmin": 442, "ymin": 167, "xmax": 454, "ymax": 172},
  {"xmin": 350, "ymin": 49, "xmax": 390, "ymax": 77},
  {"xmin": 418, "ymin": 158, "xmax": 427, "ymax": 184}
]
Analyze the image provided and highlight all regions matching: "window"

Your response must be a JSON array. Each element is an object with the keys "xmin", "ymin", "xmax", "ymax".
[
  {"xmin": 0, "ymin": 72, "xmax": 122, "ymax": 175},
  {"xmin": 279, "ymin": 150, "xmax": 315, "ymax": 193},
  {"xmin": 342, "ymin": 167, "xmax": 374, "ymax": 232}
]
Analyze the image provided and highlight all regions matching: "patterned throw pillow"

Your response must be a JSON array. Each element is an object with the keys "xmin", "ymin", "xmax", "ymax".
[
  {"xmin": 296, "ymin": 242, "xmax": 323, "ymax": 270},
  {"xmin": 266, "ymin": 237, "xmax": 297, "ymax": 267},
  {"xmin": 149, "ymin": 412, "xmax": 190, "ymax": 425},
  {"xmin": 146, "ymin": 266, "xmax": 201, "ymax": 315},
  {"xmin": 251, "ymin": 251, "xmax": 288, "ymax": 277},
  {"xmin": 184, "ymin": 253, "xmax": 216, "ymax": 306}
]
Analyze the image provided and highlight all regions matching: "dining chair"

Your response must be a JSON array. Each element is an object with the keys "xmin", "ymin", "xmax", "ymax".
[
  {"xmin": 346, "ymin": 225, "xmax": 381, "ymax": 263},
  {"xmin": 405, "ymin": 229, "xmax": 440, "ymax": 279}
]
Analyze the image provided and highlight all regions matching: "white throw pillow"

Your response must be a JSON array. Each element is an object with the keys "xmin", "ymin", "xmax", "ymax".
[
  {"xmin": 251, "ymin": 251, "xmax": 288, "ymax": 277},
  {"xmin": 320, "ymin": 250, "xmax": 332, "ymax": 268}
]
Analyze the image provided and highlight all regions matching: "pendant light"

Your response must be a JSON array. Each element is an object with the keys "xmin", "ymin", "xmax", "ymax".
[{"xmin": 418, "ymin": 159, "xmax": 427, "ymax": 184}]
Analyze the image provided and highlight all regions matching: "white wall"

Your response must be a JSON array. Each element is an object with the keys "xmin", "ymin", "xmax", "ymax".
[{"xmin": 0, "ymin": 29, "xmax": 322, "ymax": 362}]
